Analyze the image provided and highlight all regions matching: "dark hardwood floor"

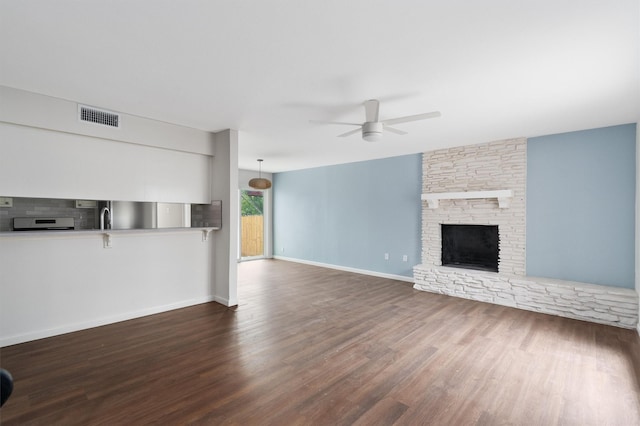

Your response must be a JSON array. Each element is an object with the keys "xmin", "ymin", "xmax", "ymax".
[{"xmin": 1, "ymin": 259, "xmax": 639, "ymax": 425}]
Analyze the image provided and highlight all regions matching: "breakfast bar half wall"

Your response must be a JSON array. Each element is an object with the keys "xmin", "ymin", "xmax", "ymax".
[{"xmin": 0, "ymin": 228, "xmax": 218, "ymax": 347}]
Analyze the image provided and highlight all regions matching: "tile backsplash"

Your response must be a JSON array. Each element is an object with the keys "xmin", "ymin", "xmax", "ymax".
[
  {"xmin": 191, "ymin": 201, "xmax": 222, "ymax": 228},
  {"xmin": 0, "ymin": 197, "xmax": 98, "ymax": 232}
]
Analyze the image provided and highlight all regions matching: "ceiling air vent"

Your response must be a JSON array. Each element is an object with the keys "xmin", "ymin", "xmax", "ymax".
[{"xmin": 78, "ymin": 104, "xmax": 121, "ymax": 128}]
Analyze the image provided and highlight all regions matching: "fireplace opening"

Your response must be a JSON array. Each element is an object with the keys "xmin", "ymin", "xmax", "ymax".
[{"xmin": 441, "ymin": 224, "xmax": 499, "ymax": 272}]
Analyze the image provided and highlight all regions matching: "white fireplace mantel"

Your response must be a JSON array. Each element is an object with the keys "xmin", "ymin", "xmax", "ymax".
[{"xmin": 421, "ymin": 190, "xmax": 513, "ymax": 209}]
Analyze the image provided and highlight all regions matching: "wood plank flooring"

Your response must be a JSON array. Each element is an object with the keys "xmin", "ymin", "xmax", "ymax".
[{"xmin": 1, "ymin": 259, "xmax": 639, "ymax": 425}]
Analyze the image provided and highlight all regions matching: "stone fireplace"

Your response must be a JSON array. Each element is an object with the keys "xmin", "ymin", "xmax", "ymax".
[{"xmin": 413, "ymin": 138, "xmax": 637, "ymax": 329}]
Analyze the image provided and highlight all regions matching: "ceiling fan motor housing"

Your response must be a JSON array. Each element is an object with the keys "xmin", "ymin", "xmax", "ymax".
[{"xmin": 362, "ymin": 122, "xmax": 383, "ymax": 142}]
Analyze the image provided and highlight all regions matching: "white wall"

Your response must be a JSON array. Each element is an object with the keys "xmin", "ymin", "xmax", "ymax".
[
  {"xmin": 0, "ymin": 87, "xmax": 237, "ymax": 346},
  {"xmin": 0, "ymin": 122, "xmax": 211, "ymax": 203},
  {"xmin": 0, "ymin": 86, "xmax": 215, "ymax": 155},
  {"xmin": 0, "ymin": 86, "xmax": 214, "ymax": 203},
  {"xmin": 637, "ymin": 124, "xmax": 640, "ymax": 335},
  {"xmin": 0, "ymin": 230, "xmax": 214, "ymax": 347}
]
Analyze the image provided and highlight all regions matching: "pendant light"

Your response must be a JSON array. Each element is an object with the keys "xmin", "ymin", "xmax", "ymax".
[{"xmin": 249, "ymin": 159, "xmax": 272, "ymax": 189}]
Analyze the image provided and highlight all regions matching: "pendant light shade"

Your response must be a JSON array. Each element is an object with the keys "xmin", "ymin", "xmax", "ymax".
[{"xmin": 249, "ymin": 159, "xmax": 272, "ymax": 190}]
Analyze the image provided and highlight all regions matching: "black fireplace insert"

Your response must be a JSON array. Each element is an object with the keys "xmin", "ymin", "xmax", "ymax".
[{"xmin": 441, "ymin": 224, "xmax": 499, "ymax": 272}]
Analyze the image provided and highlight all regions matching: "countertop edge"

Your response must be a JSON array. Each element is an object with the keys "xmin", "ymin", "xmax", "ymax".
[{"xmin": 0, "ymin": 227, "xmax": 220, "ymax": 239}]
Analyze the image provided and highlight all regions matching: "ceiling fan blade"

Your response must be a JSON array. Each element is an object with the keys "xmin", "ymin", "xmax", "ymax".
[
  {"xmin": 309, "ymin": 119, "xmax": 361, "ymax": 126},
  {"xmin": 364, "ymin": 99, "xmax": 379, "ymax": 122},
  {"xmin": 384, "ymin": 126, "xmax": 408, "ymax": 135},
  {"xmin": 382, "ymin": 111, "xmax": 441, "ymax": 126},
  {"xmin": 337, "ymin": 127, "xmax": 362, "ymax": 138}
]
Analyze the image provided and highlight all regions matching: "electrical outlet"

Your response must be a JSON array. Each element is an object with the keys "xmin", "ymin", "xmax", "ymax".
[
  {"xmin": 384, "ymin": 253, "xmax": 389, "ymax": 260},
  {"xmin": 281, "ymin": 247, "xmax": 285, "ymax": 253},
  {"xmin": 402, "ymin": 255, "xmax": 408, "ymax": 262}
]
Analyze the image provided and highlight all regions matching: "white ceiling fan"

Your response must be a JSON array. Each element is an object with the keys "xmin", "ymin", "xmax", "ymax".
[{"xmin": 310, "ymin": 99, "xmax": 441, "ymax": 142}]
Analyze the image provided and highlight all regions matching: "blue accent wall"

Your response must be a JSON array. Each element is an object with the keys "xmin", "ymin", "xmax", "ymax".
[
  {"xmin": 273, "ymin": 154, "xmax": 422, "ymax": 277},
  {"xmin": 527, "ymin": 124, "xmax": 636, "ymax": 288}
]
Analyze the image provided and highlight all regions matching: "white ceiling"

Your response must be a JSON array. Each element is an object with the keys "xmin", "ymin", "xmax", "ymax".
[{"xmin": 1, "ymin": 1, "xmax": 638, "ymax": 173}]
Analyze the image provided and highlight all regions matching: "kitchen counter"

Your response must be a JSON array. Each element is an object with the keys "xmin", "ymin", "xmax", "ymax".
[{"xmin": 0, "ymin": 227, "xmax": 220, "ymax": 239}]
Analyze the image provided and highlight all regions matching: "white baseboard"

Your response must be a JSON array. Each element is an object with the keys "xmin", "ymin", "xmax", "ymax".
[
  {"xmin": 0, "ymin": 295, "xmax": 216, "ymax": 348},
  {"xmin": 273, "ymin": 255, "xmax": 414, "ymax": 283},
  {"xmin": 212, "ymin": 295, "xmax": 238, "ymax": 307}
]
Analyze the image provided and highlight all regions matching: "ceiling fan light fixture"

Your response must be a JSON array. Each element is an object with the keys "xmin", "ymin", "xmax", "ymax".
[
  {"xmin": 362, "ymin": 132, "xmax": 383, "ymax": 142},
  {"xmin": 249, "ymin": 159, "xmax": 272, "ymax": 190},
  {"xmin": 310, "ymin": 99, "xmax": 440, "ymax": 142},
  {"xmin": 362, "ymin": 122, "xmax": 383, "ymax": 142}
]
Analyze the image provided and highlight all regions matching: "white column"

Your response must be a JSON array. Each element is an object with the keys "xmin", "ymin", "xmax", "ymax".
[
  {"xmin": 636, "ymin": 122, "xmax": 639, "ymax": 335},
  {"xmin": 211, "ymin": 129, "xmax": 239, "ymax": 306}
]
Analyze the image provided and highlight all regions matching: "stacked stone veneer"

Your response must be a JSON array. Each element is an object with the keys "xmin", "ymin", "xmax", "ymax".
[
  {"xmin": 413, "ymin": 138, "xmax": 638, "ymax": 329},
  {"xmin": 421, "ymin": 138, "xmax": 526, "ymax": 275},
  {"xmin": 414, "ymin": 268, "xmax": 638, "ymax": 328}
]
